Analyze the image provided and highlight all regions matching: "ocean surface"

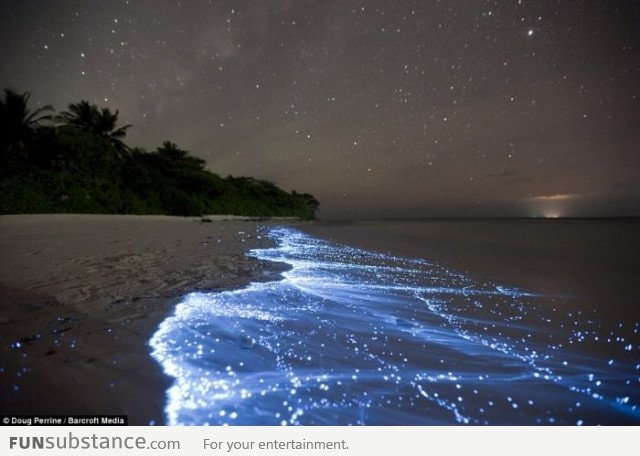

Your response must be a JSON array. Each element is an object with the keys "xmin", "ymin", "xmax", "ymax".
[{"xmin": 150, "ymin": 220, "xmax": 640, "ymax": 425}]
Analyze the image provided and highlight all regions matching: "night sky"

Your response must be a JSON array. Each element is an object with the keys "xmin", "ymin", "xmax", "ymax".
[{"xmin": 2, "ymin": 0, "xmax": 639, "ymax": 219}]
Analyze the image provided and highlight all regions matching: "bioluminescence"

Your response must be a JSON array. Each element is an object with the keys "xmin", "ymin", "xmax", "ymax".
[{"xmin": 149, "ymin": 227, "xmax": 639, "ymax": 425}]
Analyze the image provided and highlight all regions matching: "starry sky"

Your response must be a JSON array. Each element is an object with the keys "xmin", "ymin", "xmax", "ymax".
[{"xmin": 2, "ymin": 0, "xmax": 639, "ymax": 219}]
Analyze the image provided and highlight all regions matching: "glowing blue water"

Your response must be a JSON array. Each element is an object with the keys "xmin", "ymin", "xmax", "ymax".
[{"xmin": 150, "ymin": 227, "xmax": 640, "ymax": 425}]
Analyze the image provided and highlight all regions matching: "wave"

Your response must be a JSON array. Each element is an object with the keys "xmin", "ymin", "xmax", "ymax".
[{"xmin": 150, "ymin": 227, "xmax": 640, "ymax": 425}]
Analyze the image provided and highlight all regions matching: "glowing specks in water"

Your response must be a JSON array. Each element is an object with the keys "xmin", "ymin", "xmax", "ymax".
[{"xmin": 149, "ymin": 227, "xmax": 640, "ymax": 425}]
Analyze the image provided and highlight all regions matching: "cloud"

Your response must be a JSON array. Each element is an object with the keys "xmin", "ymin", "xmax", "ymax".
[
  {"xmin": 484, "ymin": 169, "xmax": 533, "ymax": 185},
  {"xmin": 528, "ymin": 193, "xmax": 579, "ymax": 202}
]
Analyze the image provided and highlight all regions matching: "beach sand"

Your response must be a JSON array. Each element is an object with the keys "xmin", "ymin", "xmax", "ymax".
[{"xmin": 0, "ymin": 214, "xmax": 288, "ymax": 425}]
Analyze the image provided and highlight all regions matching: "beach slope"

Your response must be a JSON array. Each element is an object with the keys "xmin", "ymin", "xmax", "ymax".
[{"xmin": 0, "ymin": 214, "xmax": 283, "ymax": 424}]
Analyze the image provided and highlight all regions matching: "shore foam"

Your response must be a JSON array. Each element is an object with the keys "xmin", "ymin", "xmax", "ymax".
[{"xmin": 150, "ymin": 226, "xmax": 640, "ymax": 425}]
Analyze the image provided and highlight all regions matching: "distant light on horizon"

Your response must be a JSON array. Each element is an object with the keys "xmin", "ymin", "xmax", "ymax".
[
  {"xmin": 528, "ymin": 193, "xmax": 575, "ymax": 218},
  {"xmin": 530, "ymin": 207, "xmax": 565, "ymax": 219}
]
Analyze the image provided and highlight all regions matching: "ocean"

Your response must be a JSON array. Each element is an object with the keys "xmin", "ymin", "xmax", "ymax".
[{"xmin": 150, "ymin": 219, "xmax": 640, "ymax": 425}]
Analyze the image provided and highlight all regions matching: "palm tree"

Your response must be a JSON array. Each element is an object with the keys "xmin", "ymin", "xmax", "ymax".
[
  {"xmin": 156, "ymin": 141, "xmax": 206, "ymax": 170},
  {"xmin": 58, "ymin": 100, "xmax": 131, "ymax": 155},
  {"xmin": 0, "ymin": 89, "xmax": 53, "ymax": 158}
]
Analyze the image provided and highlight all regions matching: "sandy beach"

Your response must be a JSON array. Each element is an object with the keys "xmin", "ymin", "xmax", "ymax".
[
  {"xmin": 2, "ymin": 216, "xmax": 638, "ymax": 426},
  {"xmin": 0, "ymin": 214, "xmax": 289, "ymax": 425}
]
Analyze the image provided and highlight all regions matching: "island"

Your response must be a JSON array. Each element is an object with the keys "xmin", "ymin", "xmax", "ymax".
[{"xmin": 0, "ymin": 89, "xmax": 319, "ymax": 219}]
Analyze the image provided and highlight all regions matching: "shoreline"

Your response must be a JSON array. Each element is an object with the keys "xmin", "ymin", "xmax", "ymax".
[
  {"xmin": 301, "ymin": 218, "xmax": 640, "ymax": 301},
  {"xmin": 0, "ymin": 214, "xmax": 293, "ymax": 425}
]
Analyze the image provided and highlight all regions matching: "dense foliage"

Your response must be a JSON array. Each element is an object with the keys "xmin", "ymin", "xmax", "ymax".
[{"xmin": 0, "ymin": 89, "xmax": 319, "ymax": 219}]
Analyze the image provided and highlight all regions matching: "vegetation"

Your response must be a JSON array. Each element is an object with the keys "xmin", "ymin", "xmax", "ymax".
[{"xmin": 0, "ymin": 89, "xmax": 318, "ymax": 219}]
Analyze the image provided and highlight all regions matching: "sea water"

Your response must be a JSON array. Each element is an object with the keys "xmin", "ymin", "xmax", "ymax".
[{"xmin": 150, "ymin": 222, "xmax": 640, "ymax": 425}]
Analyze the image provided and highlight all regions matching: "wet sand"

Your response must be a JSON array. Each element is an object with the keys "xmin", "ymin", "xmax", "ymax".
[{"xmin": 0, "ymin": 214, "xmax": 288, "ymax": 425}]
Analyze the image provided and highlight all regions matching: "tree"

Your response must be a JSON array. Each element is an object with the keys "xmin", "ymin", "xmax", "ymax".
[
  {"xmin": 293, "ymin": 190, "xmax": 320, "ymax": 212},
  {"xmin": 155, "ymin": 141, "xmax": 206, "ymax": 170},
  {"xmin": 300, "ymin": 193, "xmax": 320, "ymax": 212},
  {"xmin": 0, "ymin": 89, "xmax": 53, "ymax": 167},
  {"xmin": 2, "ymin": 89, "xmax": 320, "ymax": 219},
  {"xmin": 57, "ymin": 100, "xmax": 131, "ymax": 156}
]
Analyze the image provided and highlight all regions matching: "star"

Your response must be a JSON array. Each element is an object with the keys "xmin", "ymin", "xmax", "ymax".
[{"xmin": 0, "ymin": 0, "xmax": 637, "ymax": 218}]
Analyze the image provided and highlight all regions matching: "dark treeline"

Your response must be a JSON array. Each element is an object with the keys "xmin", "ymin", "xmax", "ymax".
[{"xmin": 0, "ymin": 89, "xmax": 319, "ymax": 219}]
